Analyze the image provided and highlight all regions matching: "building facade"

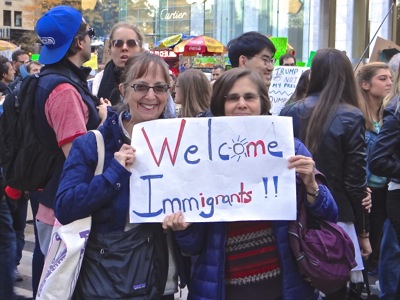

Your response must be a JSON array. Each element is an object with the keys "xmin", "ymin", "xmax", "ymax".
[
  {"xmin": 0, "ymin": 0, "xmax": 398, "ymax": 64},
  {"xmin": 120, "ymin": 0, "xmax": 397, "ymax": 65}
]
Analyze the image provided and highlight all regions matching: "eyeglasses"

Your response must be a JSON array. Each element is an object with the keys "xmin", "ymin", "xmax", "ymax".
[
  {"xmin": 86, "ymin": 28, "xmax": 95, "ymax": 39},
  {"xmin": 18, "ymin": 60, "xmax": 30, "ymax": 64},
  {"xmin": 112, "ymin": 39, "xmax": 140, "ymax": 48},
  {"xmin": 253, "ymin": 55, "xmax": 276, "ymax": 66},
  {"xmin": 131, "ymin": 83, "xmax": 170, "ymax": 94},
  {"xmin": 224, "ymin": 93, "xmax": 259, "ymax": 102}
]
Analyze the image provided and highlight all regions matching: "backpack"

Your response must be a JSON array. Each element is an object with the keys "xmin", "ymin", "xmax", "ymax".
[
  {"xmin": 288, "ymin": 179, "xmax": 357, "ymax": 294},
  {"xmin": 0, "ymin": 70, "xmax": 79, "ymax": 191}
]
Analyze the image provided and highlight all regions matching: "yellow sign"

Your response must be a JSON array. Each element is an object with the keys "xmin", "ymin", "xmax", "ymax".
[{"xmin": 83, "ymin": 53, "xmax": 98, "ymax": 70}]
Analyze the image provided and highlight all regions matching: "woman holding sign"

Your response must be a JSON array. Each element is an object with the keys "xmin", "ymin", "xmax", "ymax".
[
  {"xmin": 54, "ymin": 52, "xmax": 188, "ymax": 299},
  {"xmin": 164, "ymin": 68, "xmax": 338, "ymax": 300}
]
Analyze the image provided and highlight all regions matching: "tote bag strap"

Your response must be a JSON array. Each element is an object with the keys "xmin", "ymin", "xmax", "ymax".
[{"xmin": 90, "ymin": 130, "xmax": 105, "ymax": 175}]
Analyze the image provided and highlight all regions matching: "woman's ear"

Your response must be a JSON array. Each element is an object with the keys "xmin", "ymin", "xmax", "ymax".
[
  {"xmin": 361, "ymin": 80, "xmax": 370, "ymax": 91},
  {"xmin": 118, "ymin": 83, "xmax": 124, "ymax": 96}
]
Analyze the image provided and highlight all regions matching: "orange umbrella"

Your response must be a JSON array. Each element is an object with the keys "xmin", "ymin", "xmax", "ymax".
[
  {"xmin": 173, "ymin": 35, "xmax": 226, "ymax": 55},
  {"xmin": 0, "ymin": 40, "xmax": 17, "ymax": 51}
]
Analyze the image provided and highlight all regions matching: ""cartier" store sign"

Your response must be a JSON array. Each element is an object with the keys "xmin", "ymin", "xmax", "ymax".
[{"xmin": 160, "ymin": 9, "xmax": 188, "ymax": 20}]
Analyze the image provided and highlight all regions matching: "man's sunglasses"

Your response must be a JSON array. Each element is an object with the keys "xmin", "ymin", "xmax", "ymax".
[
  {"xmin": 112, "ymin": 39, "xmax": 140, "ymax": 48},
  {"xmin": 86, "ymin": 28, "xmax": 95, "ymax": 39}
]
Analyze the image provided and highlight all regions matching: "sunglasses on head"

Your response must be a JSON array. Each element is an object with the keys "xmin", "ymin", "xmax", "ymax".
[{"xmin": 112, "ymin": 39, "xmax": 140, "ymax": 48}]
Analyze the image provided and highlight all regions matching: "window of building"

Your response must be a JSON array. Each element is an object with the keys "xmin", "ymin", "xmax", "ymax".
[
  {"xmin": 3, "ymin": 10, "xmax": 11, "ymax": 26},
  {"xmin": 14, "ymin": 11, "xmax": 22, "ymax": 27}
]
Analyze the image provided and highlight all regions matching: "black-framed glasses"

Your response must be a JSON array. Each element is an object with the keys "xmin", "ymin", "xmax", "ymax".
[
  {"xmin": 224, "ymin": 93, "xmax": 259, "ymax": 102},
  {"xmin": 86, "ymin": 28, "xmax": 95, "ymax": 39},
  {"xmin": 253, "ymin": 55, "xmax": 276, "ymax": 66},
  {"xmin": 131, "ymin": 83, "xmax": 170, "ymax": 94},
  {"xmin": 112, "ymin": 39, "xmax": 140, "ymax": 48}
]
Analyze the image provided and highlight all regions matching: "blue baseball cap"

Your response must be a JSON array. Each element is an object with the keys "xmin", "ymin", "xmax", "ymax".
[{"xmin": 36, "ymin": 6, "xmax": 83, "ymax": 65}]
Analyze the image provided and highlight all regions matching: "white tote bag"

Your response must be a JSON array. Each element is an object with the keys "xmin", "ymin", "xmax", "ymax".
[{"xmin": 36, "ymin": 130, "xmax": 104, "ymax": 300}]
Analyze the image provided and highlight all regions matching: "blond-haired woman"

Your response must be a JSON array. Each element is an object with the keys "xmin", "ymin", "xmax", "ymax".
[
  {"xmin": 357, "ymin": 62, "xmax": 392, "ymax": 275},
  {"xmin": 174, "ymin": 69, "xmax": 211, "ymax": 117}
]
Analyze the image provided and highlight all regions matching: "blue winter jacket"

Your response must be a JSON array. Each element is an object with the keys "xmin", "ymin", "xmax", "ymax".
[
  {"xmin": 174, "ymin": 139, "xmax": 338, "ymax": 300},
  {"xmin": 55, "ymin": 108, "xmax": 131, "ymax": 232}
]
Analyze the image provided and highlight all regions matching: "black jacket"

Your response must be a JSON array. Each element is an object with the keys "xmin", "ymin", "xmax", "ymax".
[
  {"xmin": 369, "ymin": 95, "xmax": 400, "ymax": 182},
  {"xmin": 280, "ymin": 94, "xmax": 369, "ymax": 234},
  {"xmin": 0, "ymin": 81, "xmax": 11, "ymax": 95}
]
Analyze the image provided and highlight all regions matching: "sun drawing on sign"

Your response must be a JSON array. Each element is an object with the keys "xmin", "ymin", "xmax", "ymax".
[{"xmin": 228, "ymin": 136, "xmax": 248, "ymax": 162}]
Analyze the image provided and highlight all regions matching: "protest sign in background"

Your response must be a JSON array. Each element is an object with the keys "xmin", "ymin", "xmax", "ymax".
[
  {"xmin": 129, "ymin": 116, "xmax": 296, "ymax": 223},
  {"xmin": 269, "ymin": 66, "xmax": 309, "ymax": 115}
]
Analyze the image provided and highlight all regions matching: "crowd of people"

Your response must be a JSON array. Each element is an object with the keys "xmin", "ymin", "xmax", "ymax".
[{"xmin": 1, "ymin": 4, "xmax": 400, "ymax": 300}]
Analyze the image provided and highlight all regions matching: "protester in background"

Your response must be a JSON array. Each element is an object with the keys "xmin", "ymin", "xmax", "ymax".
[
  {"xmin": 0, "ymin": 177, "xmax": 31, "ymax": 299},
  {"xmin": 279, "ymin": 53, "xmax": 296, "ymax": 66},
  {"xmin": 165, "ymin": 70, "xmax": 177, "ymax": 118},
  {"xmin": 55, "ymin": 52, "xmax": 188, "ymax": 299},
  {"xmin": 164, "ymin": 68, "xmax": 338, "ymax": 300},
  {"xmin": 26, "ymin": 61, "xmax": 42, "ymax": 75},
  {"xmin": 0, "ymin": 55, "xmax": 27, "ymax": 284},
  {"xmin": 369, "ymin": 59, "xmax": 400, "ymax": 299},
  {"xmin": 211, "ymin": 65, "xmax": 225, "ymax": 81},
  {"xmin": 9, "ymin": 49, "xmax": 29, "ymax": 90},
  {"xmin": 227, "ymin": 31, "xmax": 275, "ymax": 90},
  {"xmin": 356, "ymin": 62, "xmax": 392, "ymax": 276},
  {"xmin": 27, "ymin": 8, "xmax": 108, "ymax": 298},
  {"xmin": 284, "ymin": 69, "xmax": 310, "ymax": 106},
  {"xmin": 169, "ymin": 71, "xmax": 176, "ymax": 98},
  {"xmin": 0, "ymin": 56, "xmax": 14, "ymax": 95},
  {"xmin": 280, "ymin": 48, "xmax": 372, "ymax": 299},
  {"xmin": 174, "ymin": 69, "xmax": 211, "ymax": 117},
  {"xmin": 92, "ymin": 22, "xmax": 144, "ymax": 105}
]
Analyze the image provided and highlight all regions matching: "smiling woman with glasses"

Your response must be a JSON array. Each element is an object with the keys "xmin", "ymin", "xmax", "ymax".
[
  {"xmin": 164, "ymin": 67, "xmax": 338, "ymax": 300},
  {"xmin": 56, "ymin": 51, "xmax": 188, "ymax": 299},
  {"xmin": 92, "ymin": 22, "xmax": 144, "ymax": 106},
  {"xmin": 130, "ymin": 83, "xmax": 170, "ymax": 94}
]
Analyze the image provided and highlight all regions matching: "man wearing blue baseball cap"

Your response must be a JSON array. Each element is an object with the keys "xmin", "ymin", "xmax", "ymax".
[{"xmin": 30, "ymin": 5, "xmax": 108, "ymax": 297}]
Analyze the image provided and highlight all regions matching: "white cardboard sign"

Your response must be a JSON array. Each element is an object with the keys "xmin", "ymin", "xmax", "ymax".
[{"xmin": 129, "ymin": 116, "xmax": 296, "ymax": 223}]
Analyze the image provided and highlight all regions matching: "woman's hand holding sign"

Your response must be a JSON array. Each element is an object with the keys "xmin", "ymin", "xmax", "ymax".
[
  {"xmin": 163, "ymin": 211, "xmax": 191, "ymax": 231},
  {"xmin": 288, "ymin": 155, "xmax": 319, "ymax": 205},
  {"xmin": 114, "ymin": 144, "xmax": 136, "ymax": 170}
]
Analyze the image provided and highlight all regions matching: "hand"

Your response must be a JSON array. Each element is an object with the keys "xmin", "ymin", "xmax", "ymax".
[
  {"xmin": 288, "ymin": 155, "xmax": 318, "ymax": 191},
  {"xmin": 97, "ymin": 98, "xmax": 111, "ymax": 124},
  {"xmin": 114, "ymin": 144, "xmax": 136, "ymax": 170},
  {"xmin": 100, "ymin": 97, "xmax": 111, "ymax": 106},
  {"xmin": 358, "ymin": 236, "xmax": 372, "ymax": 258},
  {"xmin": 162, "ymin": 211, "xmax": 191, "ymax": 231},
  {"xmin": 362, "ymin": 187, "xmax": 372, "ymax": 213}
]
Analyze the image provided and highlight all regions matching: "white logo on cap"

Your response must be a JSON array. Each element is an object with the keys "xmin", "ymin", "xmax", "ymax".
[{"xmin": 39, "ymin": 37, "xmax": 55, "ymax": 45}]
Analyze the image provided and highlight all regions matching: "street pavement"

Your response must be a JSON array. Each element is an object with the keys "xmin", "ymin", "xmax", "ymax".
[{"xmin": 15, "ymin": 222, "xmax": 379, "ymax": 300}]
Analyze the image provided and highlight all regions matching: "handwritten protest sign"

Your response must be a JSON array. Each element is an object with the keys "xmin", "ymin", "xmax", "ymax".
[
  {"xmin": 269, "ymin": 66, "xmax": 310, "ymax": 115},
  {"xmin": 129, "ymin": 116, "xmax": 296, "ymax": 223}
]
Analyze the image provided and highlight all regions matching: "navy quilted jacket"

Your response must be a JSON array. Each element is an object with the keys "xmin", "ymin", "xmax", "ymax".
[{"xmin": 174, "ymin": 139, "xmax": 338, "ymax": 300}]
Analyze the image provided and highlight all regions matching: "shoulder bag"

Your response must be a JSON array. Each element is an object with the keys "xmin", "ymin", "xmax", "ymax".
[{"xmin": 36, "ymin": 130, "xmax": 104, "ymax": 300}]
